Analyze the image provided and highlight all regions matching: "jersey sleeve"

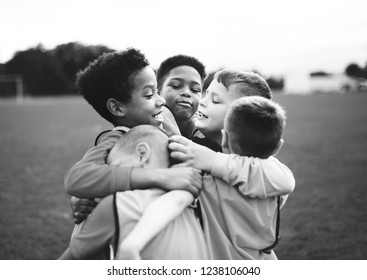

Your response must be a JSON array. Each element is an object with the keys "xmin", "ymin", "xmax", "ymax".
[
  {"xmin": 64, "ymin": 130, "xmax": 133, "ymax": 198},
  {"xmin": 162, "ymin": 106, "xmax": 181, "ymax": 136},
  {"xmin": 211, "ymin": 153, "xmax": 295, "ymax": 198},
  {"xmin": 70, "ymin": 195, "xmax": 115, "ymax": 259}
]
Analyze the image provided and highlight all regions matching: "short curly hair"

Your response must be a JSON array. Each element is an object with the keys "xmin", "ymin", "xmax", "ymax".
[
  {"xmin": 156, "ymin": 54, "xmax": 206, "ymax": 91},
  {"xmin": 76, "ymin": 48, "xmax": 150, "ymax": 123}
]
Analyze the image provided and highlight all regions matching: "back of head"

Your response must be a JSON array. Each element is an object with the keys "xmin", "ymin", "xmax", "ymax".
[
  {"xmin": 225, "ymin": 96, "xmax": 286, "ymax": 158},
  {"xmin": 156, "ymin": 54, "xmax": 207, "ymax": 91},
  {"xmin": 76, "ymin": 48, "xmax": 149, "ymax": 123},
  {"xmin": 215, "ymin": 69, "xmax": 272, "ymax": 100},
  {"xmin": 107, "ymin": 125, "xmax": 171, "ymax": 167}
]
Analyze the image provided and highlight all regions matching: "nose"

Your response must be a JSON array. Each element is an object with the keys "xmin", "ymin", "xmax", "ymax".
[
  {"xmin": 199, "ymin": 95, "xmax": 207, "ymax": 108},
  {"xmin": 180, "ymin": 86, "xmax": 191, "ymax": 97},
  {"xmin": 156, "ymin": 94, "xmax": 166, "ymax": 107}
]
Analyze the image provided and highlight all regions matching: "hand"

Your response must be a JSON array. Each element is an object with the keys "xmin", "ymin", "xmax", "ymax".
[
  {"xmin": 169, "ymin": 135, "xmax": 216, "ymax": 172},
  {"xmin": 159, "ymin": 167, "xmax": 203, "ymax": 198},
  {"xmin": 118, "ymin": 243, "xmax": 141, "ymax": 260},
  {"xmin": 70, "ymin": 196, "xmax": 98, "ymax": 224}
]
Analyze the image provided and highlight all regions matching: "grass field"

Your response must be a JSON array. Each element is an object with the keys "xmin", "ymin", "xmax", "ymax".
[{"xmin": 0, "ymin": 93, "xmax": 366, "ymax": 260}]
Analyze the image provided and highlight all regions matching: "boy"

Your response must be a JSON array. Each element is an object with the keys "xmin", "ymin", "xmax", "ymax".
[
  {"xmin": 168, "ymin": 71, "xmax": 295, "ymax": 259},
  {"xmin": 69, "ymin": 54, "xmax": 207, "ymax": 222},
  {"xmin": 59, "ymin": 125, "xmax": 208, "ymax": 259},
  {"xmin": 65, "ymin": 48, "xmax": 202, "ymax": 238},
  {"xmin": 157, "ymin": 54, "xmax": 207, "ymax": 138},
  {"xmin": 65, "ymin": 48, "xmax": 201, "ymax": 199}
]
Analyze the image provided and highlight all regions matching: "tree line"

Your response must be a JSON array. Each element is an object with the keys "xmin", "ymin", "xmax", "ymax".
[
  {"xmin": 1, "ymin": 42, "xmax": 364, "ymax": 96},
  {"xmin": 0, "ymin": 42, "xmax": 114, "ymax": 96}
]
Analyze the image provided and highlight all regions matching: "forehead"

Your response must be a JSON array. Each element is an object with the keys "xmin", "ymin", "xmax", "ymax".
[
  {"xmin": 207, "ymin": 79, "xmax": 239, "ymax": 98},
  {"xmin": 165, "ymin": 65, "xmax": 201, "ymax": 84},
  {"xmin": 133, "ymin": 66, "xmax": 157, "ymax": 88}
]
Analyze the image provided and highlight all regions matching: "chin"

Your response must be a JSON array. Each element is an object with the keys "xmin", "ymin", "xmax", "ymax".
[{"xmin": 195, "ymin": 119, "xmax": 206, "ymax": 129}]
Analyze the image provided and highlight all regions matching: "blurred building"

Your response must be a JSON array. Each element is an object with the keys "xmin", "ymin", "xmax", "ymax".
[{"xmin": 284, "ymin": 71, "xmax": 367, "ymax": 94}]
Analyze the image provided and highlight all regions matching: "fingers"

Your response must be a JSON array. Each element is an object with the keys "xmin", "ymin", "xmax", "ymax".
[
  {"xmin": 71, "ymin": 197, "xmax": 97, "ymax": 211},
  {"xmin": 171, "ymin": 162, "xmax": 191, "ymax": 168},
  {"xmin": 76, "ymin": 205, "xmax": 96, "ymax": 214},
  {"xmin": 170, "ymin": 151, "xmax": 191, "ymax": 163},
  {"xmin": 168, "ymin": 141, "xmax": 188, "ymax": 153},
  {"xmin": 189, "ymin": 168, "xmax": 203, "ymax": 198},
  {"xmin": 169, "ymin": 135, "xmax": 192, "ymax": 146},
  {"xmin": 73, "ymin": 212, "xmax": 88, "ymax": 224}
]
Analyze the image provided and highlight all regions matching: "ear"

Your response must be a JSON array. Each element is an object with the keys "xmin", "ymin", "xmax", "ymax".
[
  {"xmin": 272, "ymin": 138, "xmax": 284, "ymax": 156},
  {"xmin": 135, "ymin": 142, "xmax": 151, "ymax": 167},
  {"xmin": 106, "ymin": 98, "xmax": 126, "ymax": 117},
  {"xmin": 221, "ymin": 129, "xmax": 230, "ymax": 153}
]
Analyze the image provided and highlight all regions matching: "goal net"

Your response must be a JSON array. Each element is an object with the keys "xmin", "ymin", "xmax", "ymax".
[{"xmin": 0, "ymin": 74, "xmax": 24, "ymax": 102}]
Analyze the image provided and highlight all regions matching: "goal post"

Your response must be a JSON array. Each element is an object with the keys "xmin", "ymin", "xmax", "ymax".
[{"xmin": 0, "ymin": 74, "xmax": 24, "ymax": 103}]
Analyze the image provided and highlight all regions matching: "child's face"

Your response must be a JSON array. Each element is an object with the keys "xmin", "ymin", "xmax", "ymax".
[
  {"xmin": 160, "ymin": 65, "xmax": 202, "ymax": 124},
  {"xmin": 195, "ymin": 79, "xmax": 239, "ymax": 141},
  {"xmin": 124, "ymin": 66, "xmax": 166, "ymax": 127}
]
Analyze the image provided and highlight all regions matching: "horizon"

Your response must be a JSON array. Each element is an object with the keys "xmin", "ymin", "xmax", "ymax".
[{"xmin": 1, "ymin": 0, "xmax": 366, "ymax": 87}]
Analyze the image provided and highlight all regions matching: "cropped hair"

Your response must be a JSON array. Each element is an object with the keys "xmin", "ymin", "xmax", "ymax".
[
  {"xmin": 107, "ymin": 125, "xmax": 172, "ymax": 166},
  {"xmin": 76, "ymin": 48, "xmax": 150, "ymax": 123},
  {"xmin": 215, "ymin": 70, "xmax": 272, "ymax": 100},
  {"xmin": 156, "ymin": 54, "xmax": 207, "ymax": 91},
  {"xmin": 225, "ymin": 96, "xmax": 286, "ymax": 158}
]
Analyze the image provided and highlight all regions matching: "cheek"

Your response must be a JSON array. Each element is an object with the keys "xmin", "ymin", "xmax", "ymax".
[
  {"xmin": 209, "ymin": 108, "xmax": 226, "ymax": 125},
  {"xmin": 192, "ymin": 95, "xmax": 200, "ymax": 111},
  {"xmin": 161, "ymin": 90, "xmax": 176, "ymax": 106}
]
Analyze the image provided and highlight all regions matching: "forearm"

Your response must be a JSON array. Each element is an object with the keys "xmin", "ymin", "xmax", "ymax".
[
  {"xmin": 121, "ymin": 190, "xmax": 194, "ymax": 251},
  {"xmin": 130, "ymin": 168, "xmax": 165, "ymax": 190},
  {"xmin": 68, "ymin": 195, "xmax": 115, "ymax": 259},
  {"xmin": 192, "ymin": 145, "xmax": 217, "ymax": 172},
  {"xmin": 211, "ymin": 153, "xmax": 295, "ymax": 198},
  {"xmin": 58, "ymin": 248, "xmax": 77, "ymax": 260},
  {"xmin": 65, "ymin": 164, "xmax": 133, "ymax": 198}
]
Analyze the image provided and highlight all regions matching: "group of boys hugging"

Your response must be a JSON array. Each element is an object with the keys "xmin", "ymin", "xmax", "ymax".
[{"xmin": 58, "ymin": 47, "xmax": 295, "ymax": 260}]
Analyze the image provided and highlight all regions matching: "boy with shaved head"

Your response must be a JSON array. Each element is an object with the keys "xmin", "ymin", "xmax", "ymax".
[{"xmin": 59, "ymin": 125, "xmax": 208, "ymax": 260}]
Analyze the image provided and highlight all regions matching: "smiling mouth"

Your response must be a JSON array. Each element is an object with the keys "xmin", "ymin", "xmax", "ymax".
[{"xmin": 153, "ymin": 112, "xmax": 163, "ymax": 121}]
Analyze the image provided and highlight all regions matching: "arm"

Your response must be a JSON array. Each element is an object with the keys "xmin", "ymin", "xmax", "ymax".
[
  {"xmin": 65, "ymin": 130, "xmax": 202, "ymax": 198},
  {"xmin": 211, "ymin": 153, "xmax": 295, "ymax": 198},
  {"xmin": 169, "ymin": 135, "xmax": 295, "ymax": 198},
  {"xmin": 64, "ymin": 130, "xmax": 132, "ymax": 198},
  {"xmin": 58, "ymin": 248, "xmax": 76, "ymax": 260},
  {"xmin": 58, "ymin": 195, "xmax": 115, "ymax": 260},
  {"xmin": 118, "ymin": 190, "xmax": 194, "ymax": 259}
]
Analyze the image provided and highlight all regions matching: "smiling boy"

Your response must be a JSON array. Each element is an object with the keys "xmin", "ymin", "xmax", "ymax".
[
  {"xmin": 169, "ymin": 70, "xmax": 295, "ymax": 259},
  {"xmin": 65, "ymin": 48, "xmax": 201, "ymax": 199},
  {"xmin": 64, "ymin": 49, "xmax": 203, "ymax": 250}
]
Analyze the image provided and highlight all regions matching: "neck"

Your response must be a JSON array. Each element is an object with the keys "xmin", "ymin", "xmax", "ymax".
[
  {"xmin": 213, "ymin": 133, "xmax": 223, "ymax": 146},
  {"xmin": 176, "ymin": 119, "xmax": 190, "ymax": 138},
  {"xmin": 202, "ymin": 130, "xmax": 222, "ymax": 146}
]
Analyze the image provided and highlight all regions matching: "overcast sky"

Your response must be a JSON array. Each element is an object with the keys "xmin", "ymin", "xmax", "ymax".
[{"xmin": 1, "ymin": 0, "xmax": 366, "ymax": 78}]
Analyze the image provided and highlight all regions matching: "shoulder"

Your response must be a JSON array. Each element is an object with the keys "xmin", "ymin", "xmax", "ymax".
[
  {"xmin": 162, "ymin": 106, "xmax": 180, "ymax": 136},
  {"xmin": 95, "ymin": 129, "xmax": 126, "ymax": 146}
]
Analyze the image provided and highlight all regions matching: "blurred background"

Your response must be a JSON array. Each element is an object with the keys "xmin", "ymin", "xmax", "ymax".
[{"xmin": 0, "ymin": 0, "xmax": 366, "ymax": 259}]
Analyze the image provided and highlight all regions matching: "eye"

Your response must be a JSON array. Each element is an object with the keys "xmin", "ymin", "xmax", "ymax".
[
  {"xmin": 144, "ymin": 88, "xmax": 154, "ymax": 99},
  {"xmin": 168, "ymin": 82, "xmax": 182, "ymax": 89},
  {"xmin": 191, "ymin": 87, "xmax": 202, "ymax": 94},
  {"xmin": 212, "ymin": 97, "xmax": 220, "ymax": 104}
]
